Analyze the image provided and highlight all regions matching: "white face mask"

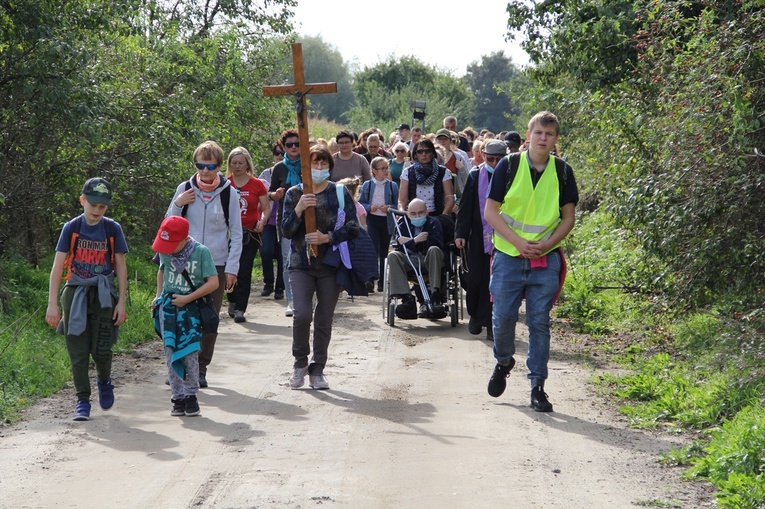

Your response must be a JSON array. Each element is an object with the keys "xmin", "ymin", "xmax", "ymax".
[{"xmin": 311, "ymin": 168, "xmax": 330, "ymax": 184}]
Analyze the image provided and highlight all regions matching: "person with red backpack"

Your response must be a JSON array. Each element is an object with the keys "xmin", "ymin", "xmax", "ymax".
[{"xmin": 46, "ymin": 178, "xmax": 128, "ymax": 421}]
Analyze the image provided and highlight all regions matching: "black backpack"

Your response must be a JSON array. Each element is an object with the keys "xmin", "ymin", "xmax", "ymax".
[
  {"xmin": 181, "ymin": 180, "xmax": 231, "ymax": 228},
  {"xmin": 503, "ymin": 153, "xmax": 568, "ymax": 197}
]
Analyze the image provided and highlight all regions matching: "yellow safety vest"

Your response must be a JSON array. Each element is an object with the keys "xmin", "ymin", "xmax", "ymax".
[{"xmin": 493, "ymin": 153, "xmax": 562, "ymax": 257}]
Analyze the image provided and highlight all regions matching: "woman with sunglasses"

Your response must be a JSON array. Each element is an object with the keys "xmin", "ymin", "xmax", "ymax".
[
  {"xmin": 398, "ymin": 139, "xmax": 454, "ymax": 216},
  {"xmin": 454, "ymin": 139, "xmax": 507, "ymax": 341},
  {"xmin": 166, "ymin": 140, "xmax": 243, "ymax": 388},
  {"xmin": 268, "ymin": 129, "xmax": 302, "ymax": 317},
  {"xmin": 388, "ymin": 141, "xmax": 410, "ymax": 187}
]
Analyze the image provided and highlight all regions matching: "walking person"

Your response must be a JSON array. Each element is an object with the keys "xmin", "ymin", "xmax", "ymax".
[
  {"xmin": 226, "ymin": 146, "xmax": 270, "ymax": 323},
  {"xmin": 166, "ymin": 140, "xmax": 242, "ymax": 388},
  {"xmin": 359, "ymin": 156, "xmax": 398, "ymax": 292},
  {"xmin": 46, "ymin": 178, "xmax": 128, "ymax": 421},
  {"xmin": 152, "ymin": 216, "xmax": 219, "ymax": 417},
  {"xmin": 484, "ymin": 111, "xmax": 579, "ymax": 412},
  {"xmin": 257, "ymin": 143, "xmax": 285, "ymax": 300},
  {"xmin": 455, "ymin": 140, "xmax": 507, "ymax": 341},
  {"xmin": 268, "ymin": 129, "xmax": 301, "ymax": 316},
  {"xmin": 283, "ymin": 146, "xmax": 360, "ymax": 390}
]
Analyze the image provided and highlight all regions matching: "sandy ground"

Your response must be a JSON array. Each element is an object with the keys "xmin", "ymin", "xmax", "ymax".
[{"xmin": 0, "ymin": 291, "xmax": 714, "ymax": 509}]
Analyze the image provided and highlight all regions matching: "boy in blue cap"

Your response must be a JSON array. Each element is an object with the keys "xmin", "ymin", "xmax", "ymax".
[{"xmin": 46, "ymin": 178, "xmax": 129, "ymax": 421}]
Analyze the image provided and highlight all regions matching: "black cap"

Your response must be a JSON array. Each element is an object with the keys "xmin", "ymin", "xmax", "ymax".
[
  {"xmin": 397, "ymin": 123, "xmax": 411, "ymax": 131},
  {"xmin": 504, "ymin": 131, "xmax": 522, "ymax": 145},
  {"xmin": 82, "ymin": 178, "xmax": 112, "ymax": 206}
]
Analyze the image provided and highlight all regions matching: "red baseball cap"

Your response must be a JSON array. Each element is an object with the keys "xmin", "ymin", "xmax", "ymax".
[{"xmin": 152, "ymin": 216, "xmax": 189, "ymax": 254}]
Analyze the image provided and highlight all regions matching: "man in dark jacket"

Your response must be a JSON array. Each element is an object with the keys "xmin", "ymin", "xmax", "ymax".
[
  {"xmin": 387, "ymin": 199, "xmax": 446, "ymax": 319},
  {"xmin": 455, "ymin": 140, "xmax": 507, "ymax": 340}
]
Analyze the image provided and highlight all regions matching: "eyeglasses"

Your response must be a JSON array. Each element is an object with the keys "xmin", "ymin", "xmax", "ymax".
[
  {"xmin": 337, "ymin": 140, "xmax": 353, "ymax": 145},
  {"xmin": 484, "ymin": 155, "xmax": 503, "ymax": 164},
  {"xmin": 374, "ymin": 166, "xmax": 389, "ymax": 171},
  {"xmin": 415, "ymin": 149, "xmax": 433, "ymax": 155},
  {"xmin": 195, "ymin": 162, "xmax": 219, "ymax": 171},
  {"xmin": 284, "ymin": 141, "xmax": 299, "ymax": 148},
  {"xmin": 394, "ymin": 149, "xmax": 407, "ymax": 153}
]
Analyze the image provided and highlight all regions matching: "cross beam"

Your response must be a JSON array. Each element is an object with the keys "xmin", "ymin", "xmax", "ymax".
[{"xmin": 263, "ymin": 43, "xmax": 337, "ymax": 242}]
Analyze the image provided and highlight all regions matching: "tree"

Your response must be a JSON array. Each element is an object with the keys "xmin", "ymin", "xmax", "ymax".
[
  {"xmin": 346, "ymin": 56, "xmax": 473, "ymax": 135},
  {"xmin": 463, "ymin": 51, "xmax": 522, "ymax": 132},
  {"xmin": 0, "ymin": 0, "xmax": 295, "ymax": 262},
  {"xmin": 300, "ymin": 35, "xmax": 355, "ymax": 123}
]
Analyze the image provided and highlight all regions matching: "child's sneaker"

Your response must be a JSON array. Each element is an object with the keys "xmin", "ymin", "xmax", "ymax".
[
  {"xmin": 184, "ymin": 395, "xmax": 201, "ymax": 416},
  {"xmin": 73, "ymin": 400, "xmax": 91, "ymax": 421},
  {"xmin": 171, "ymin": 398, "xmax": 186, "ymax": 417},
  {"xmin": 97, "ymin": 377, "xmax": 115, "ymax": 410},
  {"xmin": 287, "ymin": 365, "xmax": 309, "ymax": 389}
]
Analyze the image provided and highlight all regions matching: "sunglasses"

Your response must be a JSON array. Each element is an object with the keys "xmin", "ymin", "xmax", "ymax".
[
  {"xmin": 415, "ymin": 149, "xmax": 433, "ymax": 155},
  {"xmin": 394, "ymin": 149, "xmax": 407, "ymax": 153},
  {"xmin": 284, "ymin": 141, "xmax": 300, "ymax": 148},
  {"xmin": 195, "ymin": 162, "xmax": 219, "ymax": 171}
]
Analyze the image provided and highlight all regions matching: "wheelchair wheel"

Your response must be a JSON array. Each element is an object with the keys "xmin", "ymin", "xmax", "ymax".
[
  {"xmin": 382, "ymin": 257, "xmax": 396, "ymax": 327},
  {"xmin": 388, "ymin": 300, "xmax": 396, "ymax": 327},
  {"xmin": 450, "ymin": 301, "xmax": 458, "ymax": 327}
]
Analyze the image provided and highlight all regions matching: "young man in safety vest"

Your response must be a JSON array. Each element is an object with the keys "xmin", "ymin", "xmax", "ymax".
[{"xmin": 483, "ymin": 111, "xmax": 579, "ymax": 412}]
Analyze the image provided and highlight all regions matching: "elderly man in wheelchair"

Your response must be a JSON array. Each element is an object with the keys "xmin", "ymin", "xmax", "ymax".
[{"xmin": 387, "ymin": 198, "xmax": 448, "ymax": 320}]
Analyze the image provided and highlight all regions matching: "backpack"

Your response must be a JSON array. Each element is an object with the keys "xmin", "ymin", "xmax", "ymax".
[
  {"xmin": 62, "ymin": 215, "xmax": 117, "ymax": 280},
  {"xmin": 503, "ymin": 152, "xmax": 568, "ymax": 198},
  {"xmin": 181, "ymin": 180, "xmax": 231, "ymax": 228}
]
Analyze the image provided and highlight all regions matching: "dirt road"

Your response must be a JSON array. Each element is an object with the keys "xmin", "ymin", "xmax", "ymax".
[{"xmin": 0, "ymin": 292, "xmax": 713, "ymax": 508}]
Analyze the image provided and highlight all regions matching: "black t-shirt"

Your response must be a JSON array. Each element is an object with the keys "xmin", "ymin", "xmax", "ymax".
[{"xmin": 488, "ymin": 153, "xmax": 579, "ymax": 208}]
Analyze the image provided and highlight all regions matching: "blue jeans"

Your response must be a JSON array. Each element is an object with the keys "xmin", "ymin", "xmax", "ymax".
[{"xmin": 489, "ymin": 250, "xmax": 560, "ymax": 388}]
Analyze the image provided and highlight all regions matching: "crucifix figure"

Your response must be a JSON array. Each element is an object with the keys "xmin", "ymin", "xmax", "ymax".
[{"xmin": 263, "ymin": 43, "xmax": 337, "ymax": 251}]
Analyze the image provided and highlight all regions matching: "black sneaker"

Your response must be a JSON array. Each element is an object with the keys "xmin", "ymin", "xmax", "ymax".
[
  {"xmin": 468, "ymin": 319, "xmax": 482, "ymax": 335},
  {"xmin": 184, "ymin": 395, "xmax": 201, "ymax": 416},
  {"xmin": 199, "ymin": 373, "xmax": 208, "ymax": 388},
  {"xmin": 487, "ymin": 358, "xmax": 515, "ymax": 398},
  {"xmin": 365, "ymin": 280, "xmax": 375, "ymax": 293},
  {"xmin": 171, "ymin": 398, "xmax": 186, "ymax": 417},
  {"xmin": 261, "ymin": 285, "xmax": 274, "ymax": 297},
  {"xmin": 395, "ymin": 295, "xmax": 417, "ymax": 320},
  {"xmin": 530, "ymin": 386, "xmax": 553, "ymax": 412},
  {"xmin": 274, "ymin": 288, "xmax": 284, "ymax": 300}
]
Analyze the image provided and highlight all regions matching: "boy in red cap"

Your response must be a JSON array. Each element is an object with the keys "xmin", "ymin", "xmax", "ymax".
[
  {"xmin": 152, "ymin": 216, "xmax": 218, "ymax": 417},
  {"xmin": 46, "ymin": 177, "xmax": 129, "ymax": 421}
]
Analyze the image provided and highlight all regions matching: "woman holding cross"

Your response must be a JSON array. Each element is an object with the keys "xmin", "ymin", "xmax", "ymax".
[{"xmin": 281, "ymin": 145, "xmax": 360, "ymax": 390}]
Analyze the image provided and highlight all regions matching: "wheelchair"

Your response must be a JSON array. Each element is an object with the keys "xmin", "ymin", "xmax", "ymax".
[{"xmin": 381, "ymin": 209, "xmax": 463, "ymax": 328}]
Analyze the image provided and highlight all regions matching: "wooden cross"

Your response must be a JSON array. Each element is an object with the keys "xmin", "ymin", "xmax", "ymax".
[{"xmin": 263, "ymin": 42, "xmax": 337, "ymax": 241}]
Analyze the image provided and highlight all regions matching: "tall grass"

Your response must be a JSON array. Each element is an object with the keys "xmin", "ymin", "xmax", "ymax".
[{"xmin": 0, "ymin": 249, "xmax": 160, "ymax": 423}]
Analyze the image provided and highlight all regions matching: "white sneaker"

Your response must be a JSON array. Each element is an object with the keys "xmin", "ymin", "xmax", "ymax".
[
  {"xmin": 285, "ymin": 302, "xmax": 294, "ymax": 317},
  {"xmin": 309, "ymin": 374, "xmax": 330, "ymax": 390},
  {"xmin": 288, "ymin": 365, "xmax": 309, "ymax": 389}
]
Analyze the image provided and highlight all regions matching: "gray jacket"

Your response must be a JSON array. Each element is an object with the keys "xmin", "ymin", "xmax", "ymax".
[{"xmin": 166, "ymin": 176, "xmax": 242, "ymax": 275}]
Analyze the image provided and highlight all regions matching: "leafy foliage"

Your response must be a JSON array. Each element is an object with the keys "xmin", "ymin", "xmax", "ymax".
[
  {"xmin": 0, "ymin": 0, "xmax": 295, "ymax": 263},
  {"xmin": 463, "ymin": 51, "xmax": 522, "ymax": 132},
  {"xmin": 346, "ymin": 56, "xmax": 474, "ymax": 135},
  {"xmin": 300, "ymin": 35, "xmax": 356, "ymax": 123}
]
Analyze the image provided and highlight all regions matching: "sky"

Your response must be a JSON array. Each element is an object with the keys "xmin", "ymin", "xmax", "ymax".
[{"xmin": 290, "ymin": 1, "xmax": 530, "ymax": 77}]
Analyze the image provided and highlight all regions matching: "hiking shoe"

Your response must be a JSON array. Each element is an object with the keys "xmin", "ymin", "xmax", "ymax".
[
  {"xmin": 184, "ymin": 395, "xmax": 201, "ymax": 416},
  {"xmin": 261, "ymin": 285, "xmax": 274, "ymax": 297},
  {"xmin": 288, "ymin": 365, "xmax": 309, "ymax": 389},
  {"xmin": 199, "ymin": 373, "xmax": 208, "ymax": 388},
  {"xmin": 487, "ymin": 358, "xmax": 516, "ymax": 398},
  {"xmin": 395, "ymin": 295, "xmax": 417, "ymax": 320},
  {"xmin": 73, "ymin": 400, "xmax": 91, "ymax": 421},
  {"xmin": 309, "ymin": 374, "xmax": 330, "ymax": 390},
  {"xmin": 234, "ymin": 310, "xmax": 246, "ymax": 323},
  {"xmin": 171, "ymin": 398, "xmax": 186, "ymax": 417},
  {"xmin": 274, "ymin": 289, "xmax": 284, "ymax": 300},
  {"xmin": 227, "ymin": 302, "xmax": 236, "ymax": 318},
  {"xmin": 97, "ymin": 377, "xmax": 115, "ymax": 410},
  {"xmin": 285, "ymin": 302, "xmax": 294, "ymax": 317},
  {"xmin": 530, "ymin": 386, "xmax": 553, "ymax": 412}
]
